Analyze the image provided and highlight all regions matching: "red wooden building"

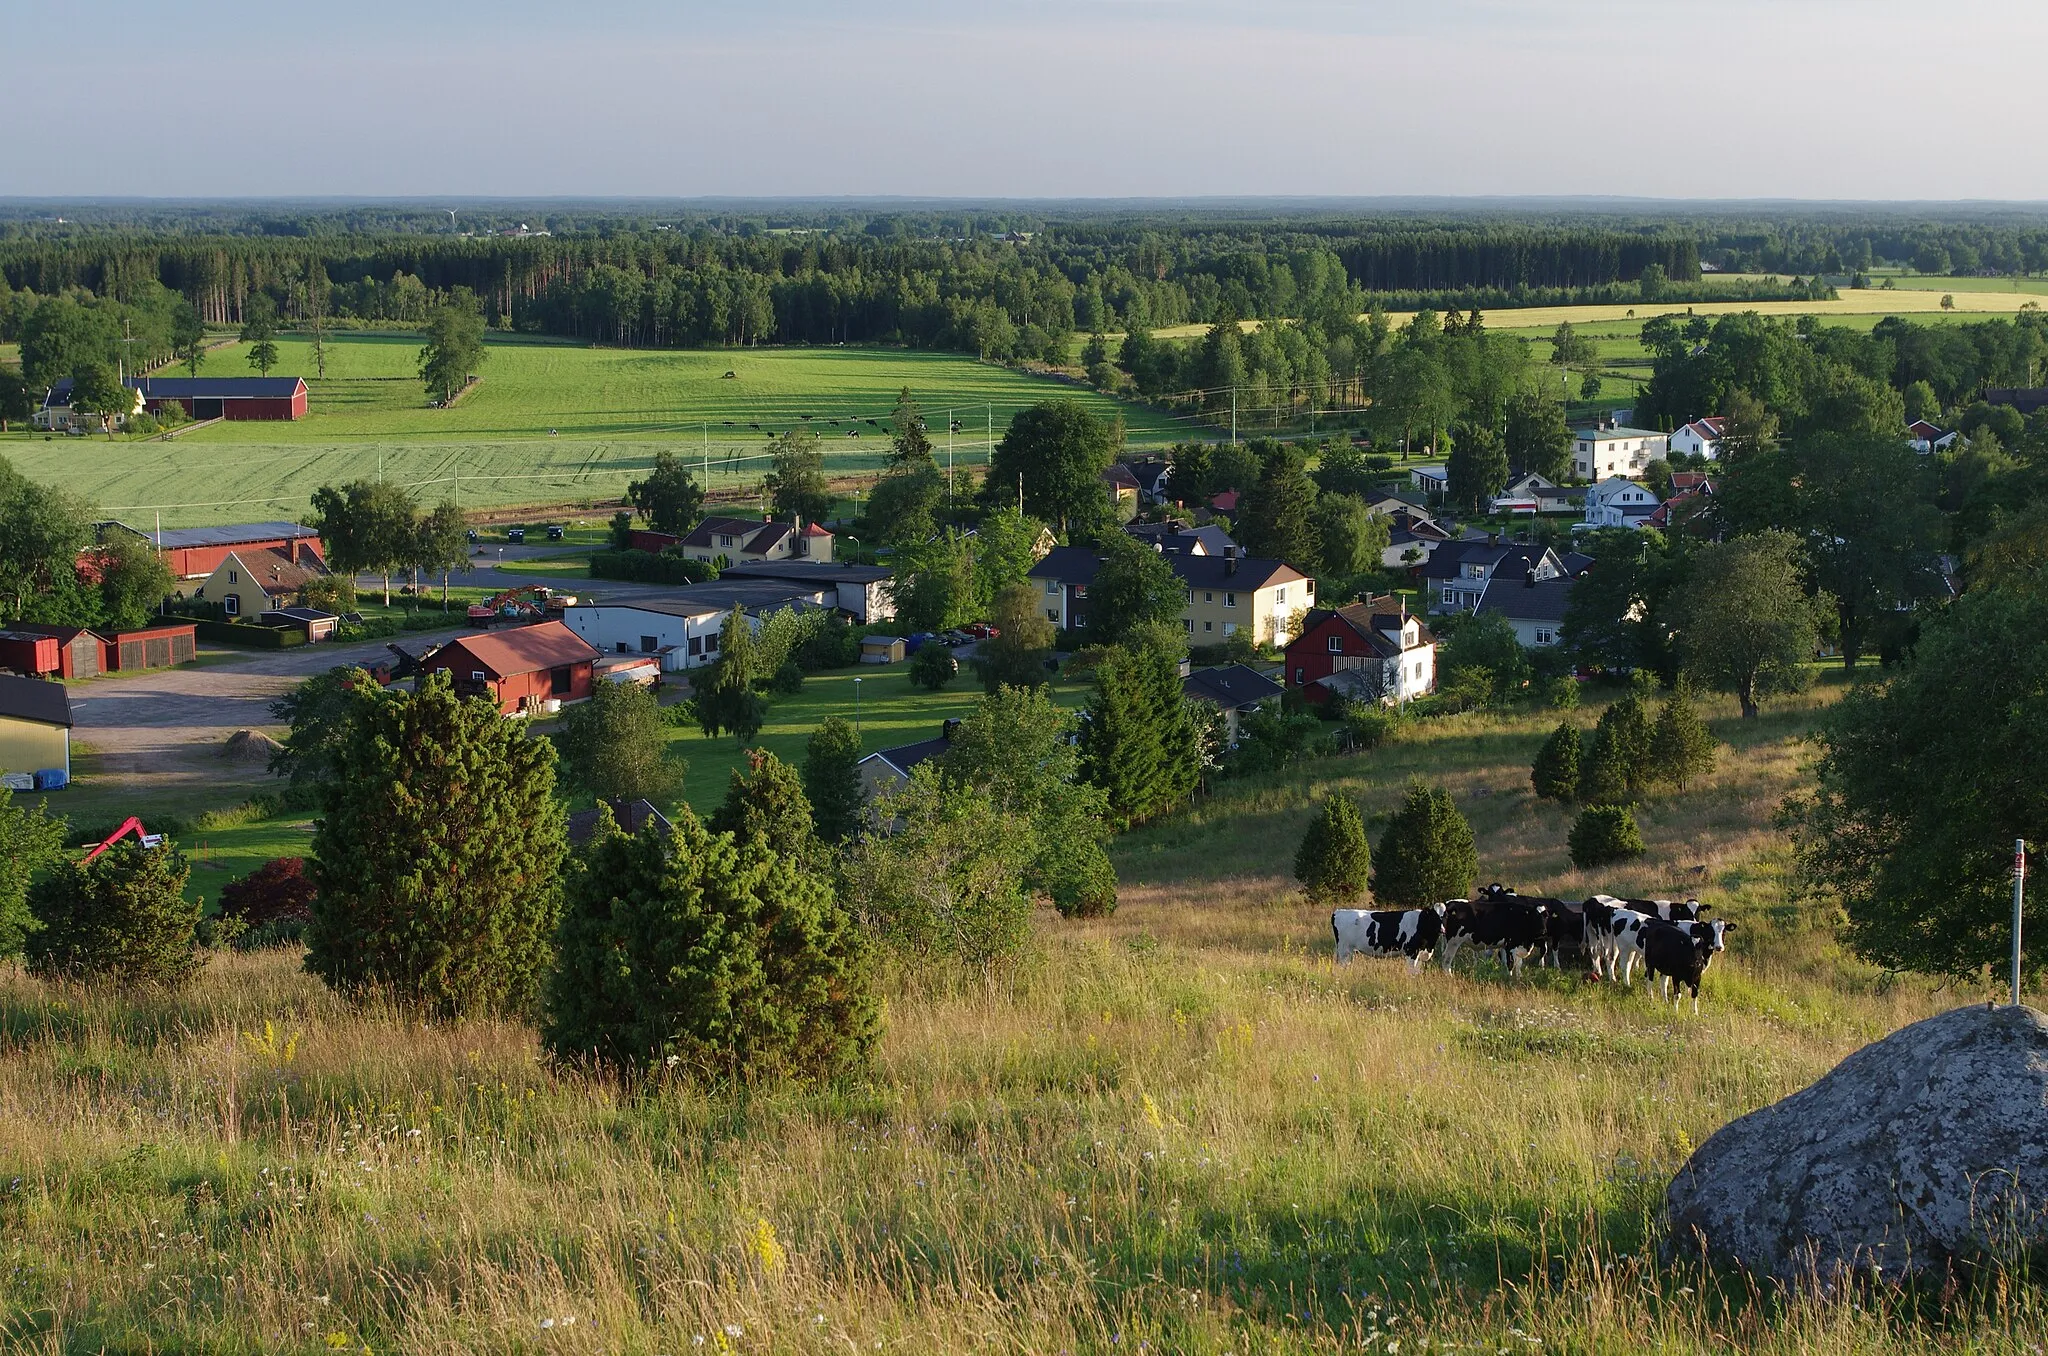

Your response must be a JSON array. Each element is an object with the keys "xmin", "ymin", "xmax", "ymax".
[
  {"xmin": 5, "ymin": 624, "xmax": 111, "ymax": 678},
  {"xmin": 419, "ymin": 620, "xmax": 599, "ymax": 715},
  {"xmin": 0, "ymin": 630, "xmax": 62, "ymax": 678},
  {"xmin": 99, "ymin": 521, "xmax": 326, "ymax": 580},
  {"xmin": 106, "ymin": 623, "xmax": 198, "ymax": 672},
  {"xmin": 134, "ymin": 376, "xmax": 308, "ymax": 421}
]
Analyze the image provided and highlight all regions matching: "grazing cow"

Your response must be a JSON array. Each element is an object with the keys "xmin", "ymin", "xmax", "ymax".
[
  {"xmin": 1582, "ymin": 895, "xmax": 1655, "ymax": 984},
  {"xmin": 1331, "ymin": 906, "xmax": 1445, "ymax": 973},
  {"xmin": 1641, "ymin": 919, "xmax": 1736, "ymax": 1013},
  {"xmin": 1626, "ymin": 897, "xmax": 1702, "ymax": 922},
  {"xmin": 1476, "ymin": 883, "xmax": 1581, "ymax": 969},
  {"xmin": 1442, "ymin": 892, "xmax": 1551, "ymax": 977}
]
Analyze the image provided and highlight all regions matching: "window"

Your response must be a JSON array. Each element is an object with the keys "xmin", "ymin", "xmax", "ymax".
[
  {"xmin": 1327, "ymin": 636, "xmax": 1342, "ymax": 653},
  {"xmin": 1223, "ymin": 622, "xmax": 1236, "ymax": 637},
  {"xmin": 1275, "ymin": 587, "xmax": 1287, "ymax": 603},
  {"xmin": 1204, "ymin": 591, "xmax": 1213, "ymax": 602},
  {"xmin": 1182, "ymin": 618, "xmax": 1191, "ymax": 631},
  {"xmin": 688, "ymin": 636, "xmax": 703, "ymax": 656},
  {"xmin": 224, "ymin": 594, "xmax": 240, "ymax": 616},
  {"xmin": 640, "ymin": 635, "xmax": 658, "ymax": 653},
  {"xmin": 1046, "ymin": 579, "xmax": 1059, "ymax": 595},
  {"xmin": 227, "ymin": 570, "xmax": 238, "ymax": 583},
  {"xmin": 1295, "ymin": 667, "xmax": 1305, "ymax": 685},
  {"xmin": 470, "ymin": 670, "xmax": 487, "ymax": 683},
  {"xmin": 706, "ymin": 633, "xmax": 719, "ymax": 653},
  {"xmin": 1047, "ymin": 609, "xmax": 1060, "ymax": 623},
  {"xmin": 1224, "ymin": 592, "xmax": 1237, "ymax": 607},
  {"xmin": 1535, "ymin": 628, "xmax": 1554, "ymax": 645},
  {"xmin": 1074, "ymin": 615, "xmax": 1086, "ymax": 628},
  {"xmin": 1204, "ymin": 620, "xmax": 1213, "ymax": 632},
  {"xmin": 550, "ymin": 666, "xmax": 573, "ymax": 695},
  {"xmin": 616, "ymin": 642, "xmax": 628, "ymax": 653},
  {"xmin": 1074, "ymin": 586, "xmax": 1088, "ymax": 599}
]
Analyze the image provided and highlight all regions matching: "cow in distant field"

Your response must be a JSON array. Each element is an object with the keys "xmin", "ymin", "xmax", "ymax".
[
  {"xmin": 1626, "ymin": 897, "xmax": 1702, "ymax": 922},
  {"xmin": 1331, "ymin": 906, "xmax": 1445, "ymax": 973},
  {"xmin": 1583, "ymin": 895, "xmax": 1654, "ymax": 984},
  {"xmin": 1641, "ymin": 919, "xmax": 1737, "ymax": 1013},
  {"xmin": 1442, "ymin": 889, "xmax": 1551, "ymax": 977},
  {"xmin": 1473, "ymin": 883, "xmax": 1583, "ymax": 969}
]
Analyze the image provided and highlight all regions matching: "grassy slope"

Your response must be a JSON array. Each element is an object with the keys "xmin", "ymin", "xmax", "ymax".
[
  {"xmin": 0, "ymin": 336, "xmax": 1195, "ymax": 527},
  {"xmin": 4, "ymin": 677, "xmax": 2033, "ymax": 1353}
]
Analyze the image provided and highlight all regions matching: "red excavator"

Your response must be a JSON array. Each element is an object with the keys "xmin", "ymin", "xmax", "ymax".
[
  {"xmin": 82, "ymin": 817, "xmax": 166, "ymax": 863},
  {"xmin": 466, "ymin": 585, "xmax": 576, "ymax": 626}
]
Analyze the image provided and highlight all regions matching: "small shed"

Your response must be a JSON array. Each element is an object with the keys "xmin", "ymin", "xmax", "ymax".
[
  {"xmin": 0, "ymin": 673, "xmax": 73, "ymax": 782},
  {"xmin": 0, "ymin": 630, "xmax": 62, "ymax": 678},
  {"xmin": 260, "ymin": 607, "xmax": 341, "ymax": 642},
  {"xmin": 860, "ymin": 635, "xmax": 906, "ymax": 665},
  {"xmin": 107, "ymin": 622, "xmax": 198, "ymax": 672},
  {"xmin": 6, "ymin": 624, "xmax": 111, "ymax": 678}
]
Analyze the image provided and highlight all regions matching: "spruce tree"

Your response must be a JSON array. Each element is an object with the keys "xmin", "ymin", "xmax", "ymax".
[
  {"xmin": 710, "ymin": 749, "xmax": 818, "ymax": 865},
  {"xmin": 1576, "ymin": 729, "xmax": 1633, "ymax": 806},
  {"xmin": 1080, "ymin": 648, "xmax": 1165, "ymax": 830},
  {"xmin": 0, "ymin": 787, "xmax": 67, "ymax": 958},
  {"xmin": 694, "ymin": 607, "xmax": 766, "ymax": 740},
  {"xmin": 1650, "ymin": 682, "xmax": 1718, "ymax": 791},
  {"xmin": 307, "ymin": 671, "xmax": 566, "ymax": 1019},
  {"xmin": 26, "ymin": 840, "xmax": 203, "ymax": 987},
  {"xmin": 1295, "ymin": 794, "xmax": 1371, "ymax": 903},
  {"xmin": 1370, "ymin": 781, "xmax": 1478, "ymax": 908},
  {"xmin": 545, "ymin": 806, "xmax": 877, "ymax": 1080},
  {"xmin": 1530, "ymin": 722, "xmax": 1582, "ymax": 802},
  {"xmin": 1568, "ymin": 804, "xmax": 1646, "ymax": 869},
  {"xmin": 804, "ymin": 717, "xmax": 865, "ymax": 843},
  {"xmin": 1135, "ymin": 635, "xmax": 1203, "ymax": 818}
]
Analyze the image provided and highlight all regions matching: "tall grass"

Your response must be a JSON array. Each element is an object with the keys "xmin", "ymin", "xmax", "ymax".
[{"xmin": 1, "ymin": 682, "xmax": 2033, "ymax": 1353}]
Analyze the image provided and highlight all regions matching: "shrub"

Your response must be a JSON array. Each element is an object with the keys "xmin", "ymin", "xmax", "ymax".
[
  {"xmin": 1577, "ymin": 730, "xmax": 1632, "ymax": 805},
  {"xmin": 1371, "ymin": 781, "xmax": 1477, "ymax": 908},
  {"xmin": 25, "ymin": 841, "xmax": 204, "ymax": 987},
  {"xmin": 0, "ymin": 787, "xmax": 67, "ymax": 958},
  {"xmin": 709, "ymin": 749, "xmax": 817, "ymax": 865},
  {"xmin": 1295, "ymin": 793, "xmax": 1371, "ymax": 903},
  {"xmin": 588, "ymin": 549, "xmax": 720, "ymax": 586},
  {"xmin": 770, "ymin": 658, "xmax": 806, "ymax": 695},
  {"xmin": 1344, "ymin": 705, "xmax": 1398, "ymax": 750},
  {"xmin": 1650, "ymin": 682, "xmax": 1717, "ymax": 790},
  {"xmin": 797, "ymin": 614, "xmax": 862, "ymax": 671},
  {"xmin": 1544, "ymin": 675, "xmax": 1581, "ymax": 710},
  {"xmin": 307, "ymin": 671, "xmax": 566, "ymax": 1019},
  {"xmin": 1531, "ymin": 722, "xmax": 1582, "ymax": 801},
  {"xmin": 841, "ymin": 770, "xmax": 1036, "ymax": 967},
  {"xmin": 217, "ymin": 856, "xmax": 316, "ymax": 929},
  {"xmin": 1569, "ymin": 804, "xmax": 1646, "ymax": 868},
  {"xmin": 545, "ymin": 805, "xmax": 877, "ymax": 1080},
  {"xmin": 908, "ymin": 643, "xmax": 958, "ymax": 690},
  {"xmin": 552, "ymin": 678, "xmax": 682, "ymax": 806}
]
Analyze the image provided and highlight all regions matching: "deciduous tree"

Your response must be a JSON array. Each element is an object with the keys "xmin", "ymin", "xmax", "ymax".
[
  {"xmin": 803, "ymin": 717, "xmax": 864, "ymax": 844},
  {"xmin": 765, "ymin": 428, "xmax": 832, "ymax": 524},
  {"xmin": 1084, "ymin": 531, "xmax": 1186, "ymax": 645},
  {"xmin": 1673, "ymin": 531, "xmax": 1823, "ymax": 718},
  {"xmin": 985, "ymin": 399, "xmax": 1120, "ymax": 537},
  {"xmin": 554, "ymin": 678, "xmax": 682, "ymax": 807},
  {"xmin": 417, "ymin": 295, "xmax": 487, "ymax": 401}
]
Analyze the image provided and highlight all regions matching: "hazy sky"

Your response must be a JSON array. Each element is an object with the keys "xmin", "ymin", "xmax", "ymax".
[{"xmin": 8, "ymin": 0, "xmax": 2045, "ymax": 200}]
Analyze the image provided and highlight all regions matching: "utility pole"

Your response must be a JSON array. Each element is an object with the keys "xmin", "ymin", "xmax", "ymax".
[
  {"xmin": 703, "ymin": 421, "xmax": 710, "ymax": 484},
  {"xmin": 1231, "ymin": 387, "xmax": 1238, "ymax": 446},
  {"xmin": 946, "ymin": 408, "xmax": 954, "ymax": 503},
  {"xmin": 2015, "ymin": 839, "xmax": 2028, "ymax": 1007}
]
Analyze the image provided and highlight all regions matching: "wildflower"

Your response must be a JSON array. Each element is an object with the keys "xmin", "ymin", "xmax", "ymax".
[
  {"xmin": 749, "ymin": 1217, "xmax": 786, "ymax": 1274},
  {"xmin": 1141, "ymin": 1094, "xmax": 1165, "ymax": 1131},
  {"xmin": 540, "ymin": 1319, "xmax": 555, "ymax": 1330},
  {"xmin": 724, "ymin": 1324, "xmax": 743, "ymax": 1339}
]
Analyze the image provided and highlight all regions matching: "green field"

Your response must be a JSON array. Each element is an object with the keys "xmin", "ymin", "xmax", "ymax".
[{"xmin": 0, "ymin": 335, "xmax": 1198, "ymax": 527}]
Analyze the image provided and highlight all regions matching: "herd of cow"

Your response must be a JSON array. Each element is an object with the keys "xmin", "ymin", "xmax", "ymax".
[{"xmin": 1330, "ymin": 884, "xmax": 1738, "ymax": 1012}]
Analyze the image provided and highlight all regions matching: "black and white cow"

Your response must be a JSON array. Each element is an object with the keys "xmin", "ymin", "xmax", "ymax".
[
  {"xmin": 1474, "ymin": 883, "xmax": 1582, "ymax": 969},
  {"xmin": 1582, "ymin": 895, "xmax": 1654, "ymax": 984},
  {"xmin": 1640, "ymin": 919, "xmax": 1737, "ymax": 1013},
  {"xmin": 1598, "ymin": 909, "xmax": 1733, "ymax": 991},
  {"xmin": 1441, "ymin": 890, "xmax": 1551, "ymax": 977},
  {"xmin": 1332, "ymin": 905, "xmax": 1445, "ymax": 973},
  {"xmin": 1625, "ymin": 897, "xmax": 1702, "ymax": 922}
]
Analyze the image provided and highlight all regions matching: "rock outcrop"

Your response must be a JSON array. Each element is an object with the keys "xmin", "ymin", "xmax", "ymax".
[{"xmin": 1666, "ymin": 1003, "xmax": 2048, "ymax": 1283}]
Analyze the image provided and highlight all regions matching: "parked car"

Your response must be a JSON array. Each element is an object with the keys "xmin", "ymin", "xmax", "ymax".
[
  {"xmin": 507, "ymin": 528, "xmax": 526, "ymax": 543},
  {"xmin": 546, "ymin": 525, "xmax": 565, "ymax": 541},
  {"xmin": 904, "ymin": 631, "xmax": 940, "ymax": 653},
  {"xmin": 941, "ymin": 630, "xmax": 973, "ymax": 647},
  {"xmin": 465, "ymin": 528, "xmax": 479, "ymax": 543},
  {"xmin": 967, "ymin": 622, "xmax": 1001, "ymax": 639}
]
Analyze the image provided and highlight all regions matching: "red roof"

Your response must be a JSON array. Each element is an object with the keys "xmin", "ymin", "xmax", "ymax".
[
  {"xmin": 800, "ymin": 522, "xmax": 834, "ymax": 537},
  {"xmin": 436, "ymin": 620, "xmax": 599, "ymax": 678},
  {"xmin": 1211, "ymin": 490, "xmax": 1240, "ymax": 512}
]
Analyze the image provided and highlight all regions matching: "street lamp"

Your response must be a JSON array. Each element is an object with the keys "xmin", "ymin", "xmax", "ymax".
[
  {"xmin": 852, "ymin": 676, "xmax": 863, "ymax": 739},
  {"xmin": 844, "ymin": 534, "xmax": 861, "ymax": 565}
]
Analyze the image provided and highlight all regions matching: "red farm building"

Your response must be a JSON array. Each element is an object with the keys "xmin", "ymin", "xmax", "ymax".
[
  {"xmin": 418, "ymin": 620, "xmax": 599, "ymax": 716},
  {"xmin": 135, "ymin": 376, "xmax": 307, "ymax": 421},
  {"xmin": 3, "ymin": 625, "xmax": 112, "ymax": 679},
  {"xmin": 95, "ymin": 521, "xmax": 327, "ymax": 580}
]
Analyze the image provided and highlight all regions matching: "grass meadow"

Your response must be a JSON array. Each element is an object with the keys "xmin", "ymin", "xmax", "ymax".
[
  {"xmin": 5, "ymin": 676, "xmax": 2039, "ymax": 1353},
  {"xmin": 0, "ymin": 337, "xmax": 1197, "ymax": 528}
]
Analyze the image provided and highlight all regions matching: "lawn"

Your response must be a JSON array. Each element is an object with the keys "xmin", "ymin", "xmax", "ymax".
[
  {"xmin": 0, "ymin": 336, "xmax": 1191, "ymax": 528},
  {"xmin": 7, "ymin": 675, "xmax": 2036, "ymax": 1352}
]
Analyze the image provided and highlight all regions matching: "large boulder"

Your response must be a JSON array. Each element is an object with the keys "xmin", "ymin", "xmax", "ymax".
[{"xmin": 1666, "ymin": 1003, "xmax": 2048, "ymax": 1284}]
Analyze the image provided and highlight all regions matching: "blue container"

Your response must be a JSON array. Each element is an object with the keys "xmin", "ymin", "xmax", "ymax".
[{"xmin": 32, "ymin": 767, "xmax": 67, "ymax": 791}]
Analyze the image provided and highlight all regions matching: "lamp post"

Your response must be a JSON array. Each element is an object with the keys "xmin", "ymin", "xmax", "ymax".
[
  {"xmin": 845, "ymin": 534, "xmax": 861, "ymax": 566},
  {"xmin": 852, "ymin": 676, "xmax": 863, "ymax": 739}
]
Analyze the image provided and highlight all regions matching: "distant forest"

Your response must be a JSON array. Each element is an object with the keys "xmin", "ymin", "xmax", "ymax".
[{"xmin": 2, "ymin": 202, "xmax": 2046, "ymax": 365}]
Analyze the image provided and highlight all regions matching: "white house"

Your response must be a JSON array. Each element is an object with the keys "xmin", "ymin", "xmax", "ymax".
[
  {"xmin": 1476, "ymin": 571, "xmax": 1575, "ymax": 648},
  {"xmin": 561, "ymin": 599, "xmax": 748, "ymax": 672},
  {"xmin": 1579, "ymin": 477, "xmax": 1662, "ymax": 530},
  {"xmin": 1572, "ymin": 424, "xmax": 1669, "ymax": 479},
  {"xmin": 1907, "ymin": 420, "xmax": 1959, "ymax": 455},
  {"xmin": 1408, "ymin": 465, "xmax": 1449, "ymax": 496},
  {"xmin": 1669, "ymin": 417, "xmax": 1727, "ymax": 462}
]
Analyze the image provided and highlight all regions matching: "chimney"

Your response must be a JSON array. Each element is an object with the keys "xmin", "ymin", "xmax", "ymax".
[
  {"xmin": 1166, "ymin": 521, "xmax": 1181, "ymax": 536},
  {"xmin": 1524, "ymin": 566, "xmax": 1537, "ymax": 589},
  {"xmin": 1224, "ymin": 546, "xmax": 1238, "ymax": 577}
]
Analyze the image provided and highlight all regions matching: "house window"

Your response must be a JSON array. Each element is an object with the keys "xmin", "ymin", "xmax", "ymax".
[
  {"xmin": 1074, "ymin": 586, "xmax": 1087, "ymax": 599},
  {"xmin": 1182, "ymin": 618, "xmax": 1191, "ymax": 631},
  {"xmin": 1295, "ymin": 667, "xmax": 1305, "ymax": 685},
  {"xmin": 616, "ymin": 642, "xmax": 629, "ymax": 653},
  {"xmin": 1047, "ymin": 609, "xmax": 1060, "ymax": 623},
  {"xmin": 1204, "ymin": 591, "xmax": 1213, "ymax": 602},
  {"xmin": 1223, "ymin": 622, "xmax": 1236, "ymax": 637},
  {"xmin": 224, "ymin": 594, "xmax": 239, "ymax": 616},
  {"xmin": 227, "ymin": 570, "xmax": 238, "ymax": 583},
  {"xmin": 688, "ymin": 636, "xmax": 703, "ymax": 656},
  {"xmin": 1327, "ymin": 636, "xmax": 1342, "ymax": 653},
  {"xmin": 706, "ymin": 633, "xmax": 719, "ymax": 653},
  {"xmin": 1046, "ymin": 580, "xmax": 1059, "ymax": 595},
  {"xmin": 1224, "ymin": 592, "xmax": 1236, "ymax": 607},
  {"xmin": 1275, "ymin": 587, "xmax": 1287, "ymax": 603},
  {"xmin": 640, "ymin": 635, "xmax": 658, "ymax": 652},
  {"xmin": 1074, "ymin": 615, "xmax": 1086, "ymax": 628},
  {"xmin": 1535, "ymin": 628, "xmax": 1554, "ymax": 645},
  {"xmin": 550, "ymin": 666, "xmax": 573, "ymax": 695},
  {"xmin": 1204, "ymin": 621, "xmax": 1213, "ymax": 632}
]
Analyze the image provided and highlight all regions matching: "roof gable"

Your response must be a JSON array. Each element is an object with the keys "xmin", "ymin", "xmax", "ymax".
[
  {"xmin": 0, "ymin": 673, "xmax": 73, "ymax": 728},
  {"xmin": 438, "ymin": 620, "xmax": 600, "ymax": 677}
]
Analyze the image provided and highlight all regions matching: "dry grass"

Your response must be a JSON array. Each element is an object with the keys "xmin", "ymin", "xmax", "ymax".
[{"xmin": 1, "ymin": 679, "xmax": 2039, "ymax": 1353}]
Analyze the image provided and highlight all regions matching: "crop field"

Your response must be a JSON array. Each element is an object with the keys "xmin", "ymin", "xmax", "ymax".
[
  {"xmin": 0, "ymin": 336, "xmax": 1196, "ymax": 527},
  {"xmin": 8, "ymin": 674, "xmax": 2036, "ymax": 1352}
]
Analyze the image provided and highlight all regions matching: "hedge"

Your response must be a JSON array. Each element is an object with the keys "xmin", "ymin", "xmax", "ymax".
[
  {"xmin": 589, "ymin": 549, "xmax": 720, "ymax": 585},
  {"xmin": 194, "ymin": 619, "xmax": 307, "ymax": 649}
]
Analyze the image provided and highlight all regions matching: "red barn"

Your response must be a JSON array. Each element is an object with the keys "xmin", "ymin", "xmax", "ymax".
[
  {"xmin": 100, "ymin": 521, "xmax": 326, "ymax": 580},
  {"xmin": 419, "ymin": 620, "xmax": 599, "ymax": 715},
  {"xmin": 0, "ymin": 630, "xmax": 62, "ymax": 678},
  {"xmin": 134, "ymin": 376, "xmax": 308, "ymax": 421},
  {"xmin": 106, "ymin": 623, "xmax": 198, "ymax": 672}
]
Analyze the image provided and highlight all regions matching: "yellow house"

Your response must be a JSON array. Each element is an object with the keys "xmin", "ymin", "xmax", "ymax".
[
  {"xmin": 0, "ymin": 673, "xmax": 73, "ymax": 782},
  {"xmin": 1029, "ymin": 546, "xmax": 1315, "ymax": 648},
  {"xmin": 195, "ymin": 547, "xmax": 330, "ymax": 619}
]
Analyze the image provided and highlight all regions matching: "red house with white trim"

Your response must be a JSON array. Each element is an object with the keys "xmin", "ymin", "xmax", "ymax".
[{"xmin": 419, "ymin": 620, "xmax": 599, "ymax": 715}]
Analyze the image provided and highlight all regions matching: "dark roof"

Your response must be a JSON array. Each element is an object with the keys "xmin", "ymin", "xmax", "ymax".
[
  {"xmin": 260, "ymin": 607, "xmax": 339, "ymax": 623},
  {"xmin": 0, "ymin": 673, "xmax": 73, "ymax": 728},
  {"xmin": 1293, "ymin": 597, "xmax": 1433, "ymax": 659},
  {"xmin": 681, "ymin": 516, "xmax": 786, "ymax": 552},
  {"xmin": 4, "ymin": 623, "xmax": 105, "ymax": 645},
  {"xmin": 1126, "ymin": 521, "xmax": 1237, "ymax": 556},
  {"xmin": 116, "ymin": 521, "xmax": 321, "ymax": 550},
  {"xmin": 48, "ymin": 376, "xmax": 305, "ymax": 402},
  {"xmin": 1103, "ymin": 463, "xmax": 1143, "ymax": 490},
  {"xmin": 225, "ymin": 547, "xmax": 329, "ymax": 592},
  {"xmin": 863, "ymin": 736, "xmax": 951, "ymax": 777},
  {"xmin": 717, "ymin": 560, "xmax": 892, "ymax": 585},
  {"xmin": 1419, "ymin": 540, "xmax": 1552, "ymax": 582},
  {"xmin": 1182, "ymin": 663, "xmax": 1284, "ymax": 710},
  {"xmin": 566, "ymin": 798, "xmax": 674, "ymax": 846},
  {"xmin": 1478, "ymin": 573, "xmax": 1576, "ymax": 624},
  {"xmin": 1558, "ymin": 551, "xmax": 1595, "ymax": 577}
]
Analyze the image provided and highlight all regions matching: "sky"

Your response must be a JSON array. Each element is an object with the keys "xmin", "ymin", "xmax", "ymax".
[{"xmin": 7, "ymin": 0, "xmax": 2047, "ymax": 201}]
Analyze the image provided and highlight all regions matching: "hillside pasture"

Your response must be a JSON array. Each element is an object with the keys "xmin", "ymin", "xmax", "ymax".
[
  {"xmin": 5, "ymin": 673, "xmax": 2034, "ymax": 1352},
  {"xmin": 0, "ymin": 336, "xmax": 1196, "ymax": 526}
]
